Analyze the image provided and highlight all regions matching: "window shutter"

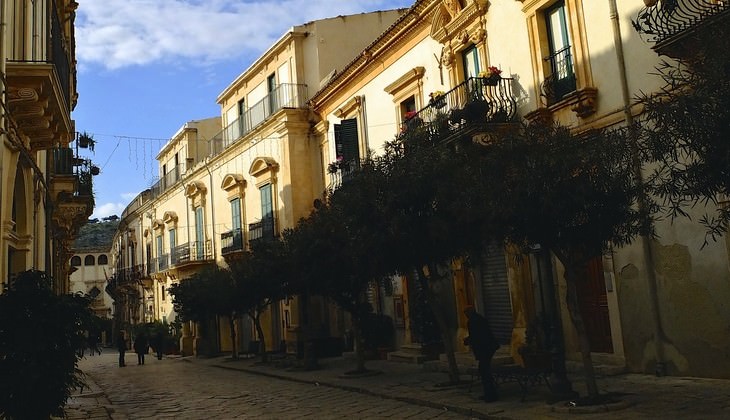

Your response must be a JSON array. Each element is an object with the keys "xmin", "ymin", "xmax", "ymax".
[{"xmin": 334, "ymin": 118, "xmax": 359, "ymax": 165}]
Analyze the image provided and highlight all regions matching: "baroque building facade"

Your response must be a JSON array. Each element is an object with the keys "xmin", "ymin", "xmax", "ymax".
[
  {"xmin": 308, "ymin": 0, "xmax": 730, "ymax": 378},
  {"xmin": 1, "ymin": 0, "xmax": 90, "ymax": 293},
  {"xmin": 108, "ymin": 10, "xmax": 407, "ymax": 356},
  {"xmin": 109, "ymin": 0, "xmax": 730, "ymax": 379}
]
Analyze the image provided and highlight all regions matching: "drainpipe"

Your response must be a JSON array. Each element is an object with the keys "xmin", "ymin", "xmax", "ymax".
[
  {"xmin": 204, "ymin": 158, "xmax": 217, "ymax": 260},
  {"xmin": 608, "ymin": 0, "xmax": 667, "ymax": 376},
  {"xmin": 0, "ymin": 0, "xmax": 6, "ymax": 287}
]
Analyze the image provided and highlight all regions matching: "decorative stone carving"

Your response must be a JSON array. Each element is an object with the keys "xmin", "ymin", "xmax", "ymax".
[{"xmin": 570, "ymin": 87, "xmax": 598, "ymax": 118}]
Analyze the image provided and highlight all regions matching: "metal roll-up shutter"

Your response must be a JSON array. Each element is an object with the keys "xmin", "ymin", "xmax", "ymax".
[{"xmin": 481, "ymin": 242, "xmax": 513, "ymax": 345}]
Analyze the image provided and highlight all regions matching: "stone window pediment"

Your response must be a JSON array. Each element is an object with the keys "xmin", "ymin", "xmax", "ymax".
[{"xmin": 249, "ymin": 157, "xmax": 279, "ymax": 179}]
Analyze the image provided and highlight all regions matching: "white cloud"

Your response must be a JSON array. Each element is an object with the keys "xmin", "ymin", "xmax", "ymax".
[
  {"xmin": 92, "ymin": 202, "xmax": 127, "ymax": 220},
  {"xmin": 76, "ymin": 0, "xmax": 411, "ymax": 70},
  {"xmin": 121, "ymin": 192, "xmax": 138, "ymax": 201}
]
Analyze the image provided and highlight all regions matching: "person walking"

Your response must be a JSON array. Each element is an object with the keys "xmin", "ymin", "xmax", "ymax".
[
  {"xmin": 134, "ymin": 333, "xmax": 149, "ymax": 365},
  {"xmin": 116, "ymin": 331, "xmax": 127, "ymax": 367},
  {"xmin": 464, "ymin": 306, "xmax": 500, "ymax": 402},
  {"xmin": 153, "ymin": 330, "xmax": 165, "ymax": 360}
]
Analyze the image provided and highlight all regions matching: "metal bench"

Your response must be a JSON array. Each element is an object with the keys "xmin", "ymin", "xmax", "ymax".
[{"xmin": 468, "ymin": 364, "xmax": 552, "ymax": 402}]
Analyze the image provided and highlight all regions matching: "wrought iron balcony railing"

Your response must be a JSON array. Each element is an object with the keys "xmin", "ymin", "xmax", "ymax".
[
  {"xmin": 541, "ymin": 46, "xmax": 576, "ymax": 105},
  {"xmin": 209, "ymin": 83, "xmax": 308, "ymax": 158},
  {"xmin": 249, "ymin": 217, "xmax": 276, "ymax": 243},
  {"xmin": 398, "ymin": 76, "xmax": 517, "ymax": 145},
  {"xmin": 172, "ymin": 241, "xmax": 213, "ymax": 265},
  {"xmin": 221, "ymin": 228, "xmax": 245, "ymax": 254},
  {"xmin": 7, "ymin": 0, "xmax": 72, "ymax": 110},
  {"xmin": 633, "ymin": 0, "xmax": 729, "ymax": 46},
  {"xmin": 149, "ymin": 163, "xmax": 186, "ymax": 198}
]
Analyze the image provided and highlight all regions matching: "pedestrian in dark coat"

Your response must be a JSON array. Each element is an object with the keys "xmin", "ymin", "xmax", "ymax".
[
  {"xmin": 134, "ymin": 333, "xmax": 149, "ymax": 365},
  {"xmin": 464, "ymin": 306, "xmax": 500, "ymax": 402},
  {"xmin": 153, "ymin": 331, "xmax": 164, "ymax": 360},
  {"xmin": 116, "ymin": 331, "xmax": 127, "ymax": 367}
]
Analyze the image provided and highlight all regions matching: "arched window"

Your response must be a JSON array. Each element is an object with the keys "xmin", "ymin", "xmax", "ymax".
[
  {"xmin": 84, "ymin": 255, "xmax": 95, "ymax": 266},
  {"xmin": 70, "ymin": 256, "xmax": 81, "ymax": 266},
  {"xmin": 98, "ymin": 254, "xmax": 108, "ymax": 265}
]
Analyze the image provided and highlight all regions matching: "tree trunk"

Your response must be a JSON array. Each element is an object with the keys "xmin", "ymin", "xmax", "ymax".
[
  {"xmin": 351, "ymin": 313, "xmax": 367, "ymax": 373},
  {"xmin": 228, "ymin": 314, "xmax": 238, "ymax": 359},
  {"xmin": 420, "ymin": 264, "xmax": 460, "ymax": 384},
  {"xmin": 559, "ymin": 250, "xmax": 599, "ymax": 399},
  {"xmin": 252, "ymin": 311, "xmax": 268, "ymax": 363}
]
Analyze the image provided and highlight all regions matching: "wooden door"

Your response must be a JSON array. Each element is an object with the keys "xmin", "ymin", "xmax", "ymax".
[{"xmin": 575, "ymin": 256, "xmax": 613, "ymax": 353}]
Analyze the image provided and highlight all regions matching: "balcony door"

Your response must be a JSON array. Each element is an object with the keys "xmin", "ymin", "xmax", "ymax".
[
  {"xmin": 545, "ymin": 1, "xmax": 576, "ymax": 102},
  {"xmin": 195, "ymin": 207, "xmax": 205, "ymax": 259}
]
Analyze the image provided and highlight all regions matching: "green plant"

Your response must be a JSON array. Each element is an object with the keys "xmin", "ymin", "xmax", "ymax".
[{"xmin": 0, "ymin": 270, "xmax": 97, "ymax": 419}]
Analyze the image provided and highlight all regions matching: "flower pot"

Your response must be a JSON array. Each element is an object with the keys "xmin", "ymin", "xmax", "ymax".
[
  {"xmin": 484, "ymin": 74, "xmax": 501, "ymax": 86},
  {"xmin": 464, "ymin": 100, "xmax": 489, "ymax": 123},
  {"xmin": 90, "ymin": 166, "xmax": 100, "ymax": 175},
  {"xmin": 643, "ymin": 0, "xmax": 658, "ymax": 7},
  {"xmin": 430, "ymin": 97, "xmax": 446, "ymax": 109}
]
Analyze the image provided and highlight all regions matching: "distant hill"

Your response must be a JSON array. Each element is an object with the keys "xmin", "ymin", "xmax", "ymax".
[{"xmin": 73, "ymin": 220, "xmax": 119, "ymax": 251}]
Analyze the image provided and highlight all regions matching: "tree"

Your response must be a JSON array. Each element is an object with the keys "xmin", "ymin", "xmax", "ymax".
[
  {"xmin": 227, "ymin": 241, "xmax": 287, "ymax": 363},
  {"xmin": 169, "ymin": 266, "xmax": 242, "ymax": 358},
  {"xmin": 371, "ymin": 132, "xmax": 495, "ymax": 385},
  {"xmin": 283, "ymin": 161, "xmax": 395, "ymax": 373},
  {"xmin": 637, "ymin": 24, "xmax": 730, "ymax": 244},
  {"xmin": 0, "ymin": 270, "xmax": 98, "ymax": 419},
  {"xmin": 485, "ymin": 122, "xmax": 652, "ymax": 401}
]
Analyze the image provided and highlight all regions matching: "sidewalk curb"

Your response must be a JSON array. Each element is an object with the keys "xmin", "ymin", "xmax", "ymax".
[{"xmin": 189, "ymin": 359, "xmax": 506, "ymax": 419}]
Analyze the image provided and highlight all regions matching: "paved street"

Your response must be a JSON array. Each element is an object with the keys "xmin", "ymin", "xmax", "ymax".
[{"xmin": 71, "ymin": 349, "xmax": 471, "ymax": 419}]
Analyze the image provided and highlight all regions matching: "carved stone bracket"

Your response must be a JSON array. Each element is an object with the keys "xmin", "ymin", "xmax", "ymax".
[{"xmin": 569, "ymin": 87, "xmax": 598, "ymax": 119}]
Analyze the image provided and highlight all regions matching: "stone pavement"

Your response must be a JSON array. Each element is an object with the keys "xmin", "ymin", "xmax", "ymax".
[{"xmin": 64, "ymin": 350, "xmax": 730, "ymax": 419}]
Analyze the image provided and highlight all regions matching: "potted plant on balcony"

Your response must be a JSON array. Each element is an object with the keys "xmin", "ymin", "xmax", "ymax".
[
  {"xmin": 428, "ymin": 91, "xmax": 447, "ymax": 109},
  {"xmin": 464, "ymin": 97, "xmax": 490, "ymax": 123},
  {"xmin": 77, "ymin": 132, "xmax": 95, "ymax": 152},
  {"xmin": 479, "ymin": 66, "xmax": 503, "ymax": 86}
]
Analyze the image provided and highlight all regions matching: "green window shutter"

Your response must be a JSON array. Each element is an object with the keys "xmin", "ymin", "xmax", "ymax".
[{"xmin": 334, "ymin": 118, "xmax": 360, "ymax": 165}]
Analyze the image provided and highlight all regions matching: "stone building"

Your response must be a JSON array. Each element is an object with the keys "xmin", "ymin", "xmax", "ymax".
[
  {"xmin": 1, "ymin": 0, "xmax": 90, "ymax": 293},
  {"xmin": 108, "ymin": 10, "xmax": 408, "ymax": 356}
]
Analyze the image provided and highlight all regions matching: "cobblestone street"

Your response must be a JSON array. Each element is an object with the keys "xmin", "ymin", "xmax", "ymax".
[{"xmin": 72, "ymin": 350, "xmax": 471, "ymax": 419}]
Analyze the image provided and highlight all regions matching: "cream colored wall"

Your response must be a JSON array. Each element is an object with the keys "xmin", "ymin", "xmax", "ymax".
[
  {"xmin": 323, "ymin": 33, "xmax": 444, "ymax": 164},
  {"xmin": 69, "ymin": 251, "xmax": 114, "ymax": 317}
]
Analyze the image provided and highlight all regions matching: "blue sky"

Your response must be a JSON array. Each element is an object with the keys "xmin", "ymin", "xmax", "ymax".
[{"xmin": 73, "ymin": 0, "xmax": 414, "ymax": 219}]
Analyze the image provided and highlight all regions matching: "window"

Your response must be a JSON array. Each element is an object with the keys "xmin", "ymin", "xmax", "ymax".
[
  {"xmin": 98, "ymin": 254, "xmax": 108, "ymax": 265},
  {"xmin": 462, "ymin": 44, "xmax": 481, "ymax": 79},
  {"xmin": 267, "ymin": 73, "xmax": 277, "ymax": 113},
  {"xmin": 71, "ymin": 256, "xmax": 81, "ymax": 267},
  {"xmin": 169, "ymin": 228, "xmax": 176, "ymax": 251},
  {"xmin": 156, "ymin": 235, "xmax": 163, "ymax": 270},
  {"xmin": 161, "ymin": 285, "xmax": 166, "ymax": 301},
  {"xmin": 84, "ymin": 255, "xmax": 95, "ymax": 266},
  {"xmin": 334, "ymin": 118, "xmax": 360, "ymax": 171},
  {"xmin": 195, "ymin": 207, "xmax": 205, "ymax": 259},
  {"xmin": 231, "ymin": 198, "xmax": 242, "ymax": 231},
  {"xmin": 256, "ymin": 184, "xmax": 275, "ymax": 239},
  {"xmin": 543, "ymin": 1, "xmax": 576, "ymax": 104}
]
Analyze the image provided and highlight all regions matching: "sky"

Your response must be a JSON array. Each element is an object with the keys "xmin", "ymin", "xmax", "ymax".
[{"xmin": 73, "ymin": 0, "xmax": 415, "ymax": 220}]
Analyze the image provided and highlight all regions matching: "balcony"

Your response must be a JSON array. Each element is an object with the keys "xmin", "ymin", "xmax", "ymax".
[
  {"xmin": 633, "ymin": 0, "xmax": 730, "ymax": 58},
  {"xmin": 397, "ymin": 76, "xmax": 517, "ymax": 145},
  {"xmin": 49, "ymin": 148, "xmax": 94, "ymax": 238},
  {"xmin": 5, "ymin": 0, "xmax": 76, "ymax": 149},
  {"xmin": 105, "ymin": 264, "xmax": 146, "ymax": 298},
  {"xmin": 221, "ymin": 228, "xmax": 245, "ymax": 255},
  {"xmin": 171, "ymin": 241, "xmax": 213, "ymax": 267},
  {"xmin": 208, "ymin": 83, "xmax": 308, "ymax": 158},
  {"xmin": 249, "ymin": 218, "xmax": 276, "ymax": 243},
  {"xmin": 541, "ymin": 46, "xmax": 577, "ymax": 106},
  {"xmin": 150, "ymin": 163, "xmax": 186, "ymax": 198}
]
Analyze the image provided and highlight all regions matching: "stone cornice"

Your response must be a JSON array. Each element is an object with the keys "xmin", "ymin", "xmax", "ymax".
[{"xmin": 309, "ymin": 0, "xmax": 439, "ymax": 109}]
